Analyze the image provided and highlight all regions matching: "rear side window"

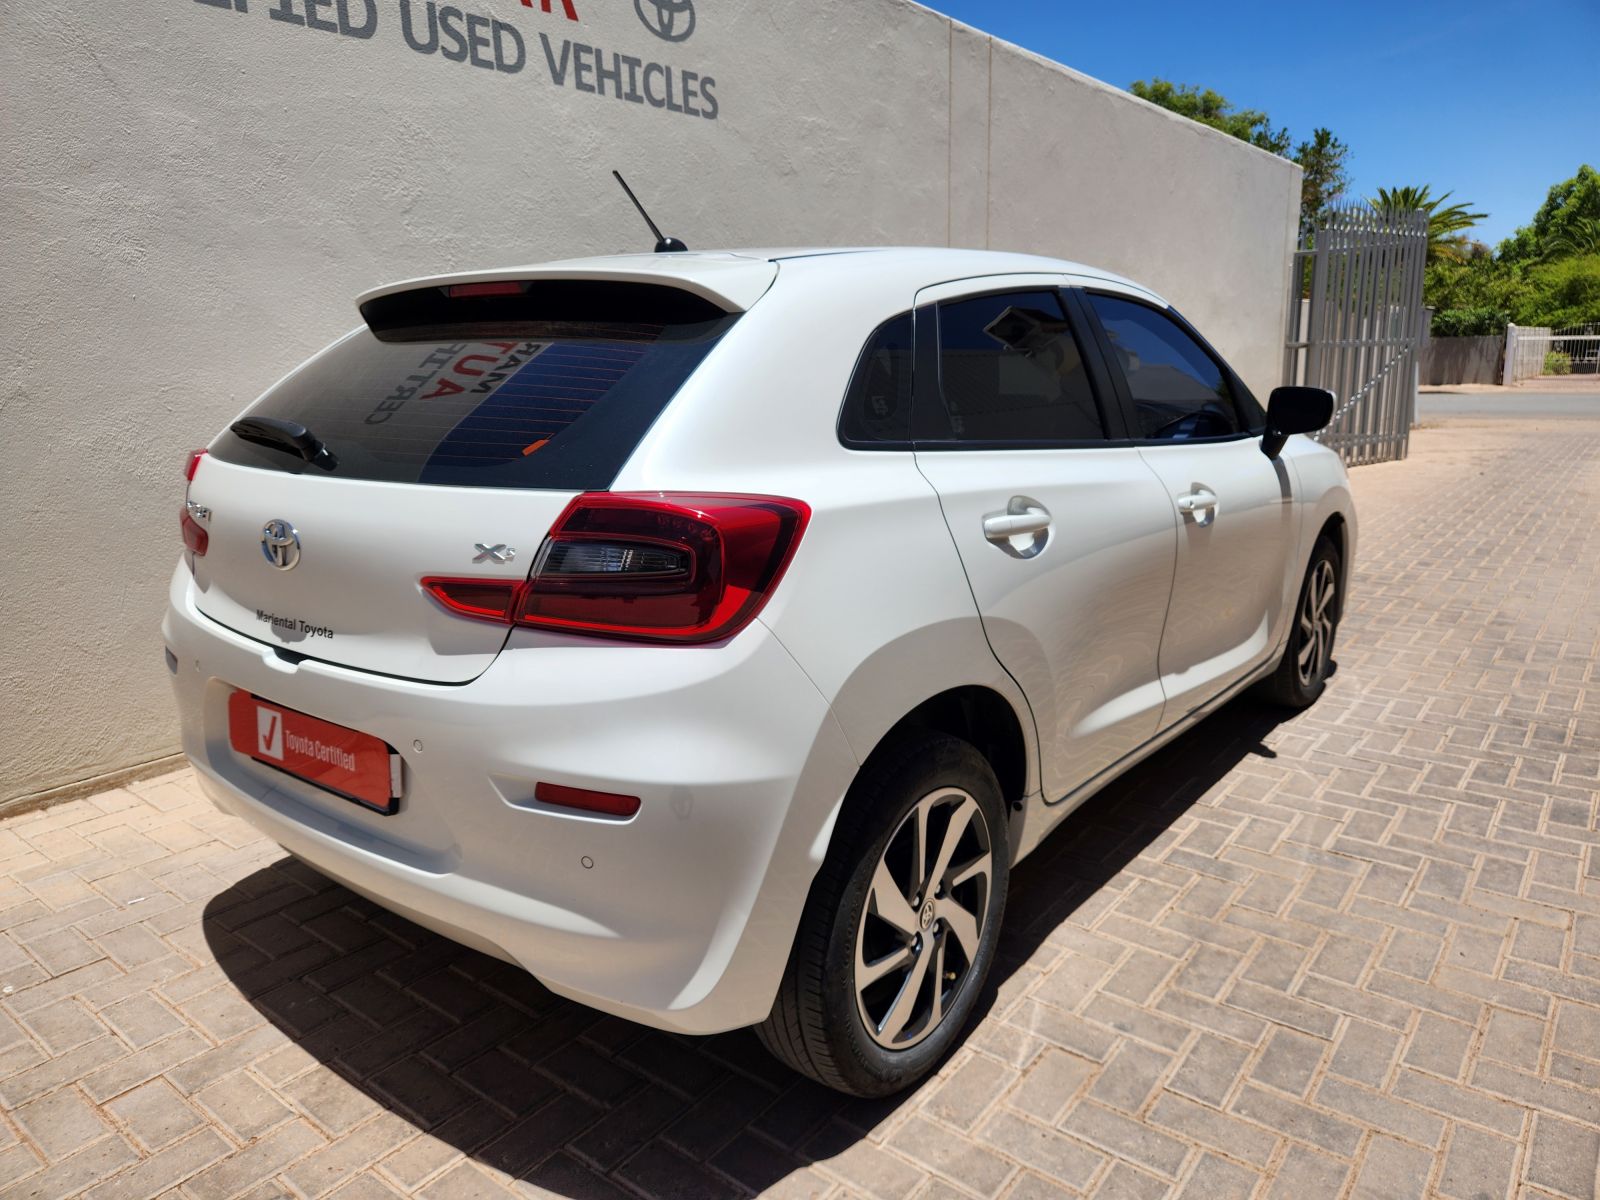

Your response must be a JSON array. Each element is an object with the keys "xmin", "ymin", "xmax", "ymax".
[
  {"xmin": 1086, "ymin": 294, "xmax": 1247, "ymax": 440},
  {"xmin": 933, "ymin": 291, "xmax": 1107, "ymax": 444},
  {"xmin": 210, "ymin": 282, "xmax": 737, "ymax": 490},
  {"xmin": 839, "ymin": 313, "xmax": 914, "ymax": 446}
]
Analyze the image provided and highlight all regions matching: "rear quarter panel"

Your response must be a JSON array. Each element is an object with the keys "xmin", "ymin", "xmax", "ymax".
[{"xmin": 612, "ymin": 261, "xmax": 1043, "ymax": 824}]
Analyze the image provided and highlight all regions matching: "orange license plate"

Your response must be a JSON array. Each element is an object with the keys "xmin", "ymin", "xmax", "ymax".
[{"xmin": 227, "ymin": 691, "xmax": 399, "ymax": 815}]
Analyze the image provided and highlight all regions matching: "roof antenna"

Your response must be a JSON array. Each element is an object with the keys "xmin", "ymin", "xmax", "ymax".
[{"xmin": 613, "ymin": 170, "xmax": 689, "ymax": 254}]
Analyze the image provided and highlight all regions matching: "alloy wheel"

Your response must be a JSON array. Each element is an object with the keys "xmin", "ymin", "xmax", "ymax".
[
  {"xmin": 1296, "ymin": 559, "xmax": 1337, "ymax": 688},
  {"xmin": 854, "ymin": 787, "xmax": 994, "ymax": 1050}
]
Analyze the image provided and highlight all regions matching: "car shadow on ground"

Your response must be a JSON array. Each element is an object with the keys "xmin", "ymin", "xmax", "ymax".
[{"xmin": 202, "ymin": 692, "xmax": 1303, "ymax": 1196}]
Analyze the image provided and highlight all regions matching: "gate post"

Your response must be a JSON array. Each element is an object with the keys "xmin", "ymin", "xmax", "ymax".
[
  {"xmin": 1306, "ymin": 226, "xmax": 1330, "ymax": 390},
  {"xmin": 1502, "ymin": 323, "xmax": 1518, "ymax": 385}
]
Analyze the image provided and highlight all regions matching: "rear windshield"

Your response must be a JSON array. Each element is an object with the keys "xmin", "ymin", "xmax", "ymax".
[{"xmin": 211, "ymin": 283, "xmax": 737, "ymax": 490}]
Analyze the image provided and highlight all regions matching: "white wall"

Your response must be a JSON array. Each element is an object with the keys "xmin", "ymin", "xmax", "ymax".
[{"xmin": 0, "ymin": 0, "xmax": 1301, "ymax": 804}]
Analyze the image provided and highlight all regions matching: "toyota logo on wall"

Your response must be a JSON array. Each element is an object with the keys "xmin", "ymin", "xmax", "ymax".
[
  {"xmin": 636, "ymin": 0, "xmax": 695, "ymax": 42},
  {"xmin": 261, "ymin": 520, "xmax": 302, "ymax": 571}
]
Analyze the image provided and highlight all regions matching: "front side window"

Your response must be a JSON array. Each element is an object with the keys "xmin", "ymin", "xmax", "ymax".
[
  {"xmin": 1087, "ymin": 294, "xmax": 1245, "ymax": 441},
  {"xmin": 839, "ymin": 313, "xmax": 914, "ymax": 446},
  {"xmin": 931, "ymin": 291, "xmax": 1107, "ymax": 444}
]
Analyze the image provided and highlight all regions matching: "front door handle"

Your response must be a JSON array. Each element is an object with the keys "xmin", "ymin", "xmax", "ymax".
[
  {"xmin": 983, "ymin": 497, "xmax": 1052, "ymax": 559},
  {"xmin": 984, "ymin": 507, "xmax": 1052, "ymax": 539},
  {"xmin": 1176, "ymin": 488, "xmax": 1219, "ymax": 515}
]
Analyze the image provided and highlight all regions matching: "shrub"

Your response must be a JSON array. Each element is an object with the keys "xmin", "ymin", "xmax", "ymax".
[
  {"xmin": 1425, "ymin": 253, "xmax": 1600, "ymax": 330},
  {"xmin": 1545, "ymin": 350, "xmax": 1573, "ymax": 375},
  {"xmin": 1514, "ymin": 254, "xmax": 1600, "ymax": 328},
  {"xmin": 1431, "ymin": 307, "xmax": 1506, "ymax": 337}
]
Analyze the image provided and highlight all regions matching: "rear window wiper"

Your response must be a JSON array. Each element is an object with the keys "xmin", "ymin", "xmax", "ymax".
[{"xmin": 230, "ymin": 417, "xmax": 339, "ymax": 471}]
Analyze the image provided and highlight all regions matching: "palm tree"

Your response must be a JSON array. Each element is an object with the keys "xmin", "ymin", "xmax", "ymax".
[
  {"xmin": 1542, "ymin": 216, "xmax": 1600, "ymax": 260},
  {"xmin": 1369, "ymin": 185, "xmax": 1488, "ymax": 263}
]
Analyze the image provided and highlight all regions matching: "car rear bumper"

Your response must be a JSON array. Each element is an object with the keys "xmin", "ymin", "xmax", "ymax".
[{"xmin": 163, "ymin": 565, "xmax": 857, "ymax": 1034}]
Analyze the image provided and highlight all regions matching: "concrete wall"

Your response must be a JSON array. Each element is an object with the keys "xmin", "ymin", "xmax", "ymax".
[
  {"xmin": 0, "ymin": 0, "xmax": 1302, "ymax": 804},
  {"xmin": 1421, "ymin": 335, "xmax": 1506, "ymax": 386}
]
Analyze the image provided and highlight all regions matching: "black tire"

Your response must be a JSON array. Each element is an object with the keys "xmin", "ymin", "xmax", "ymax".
[
  {"xmin": 1260, "ymin": 534, "xmax": 1342, "ymax": 708},
  {"xmin": 757, "ymin": 730, "xmax": 1009, "ymax": 1097}
]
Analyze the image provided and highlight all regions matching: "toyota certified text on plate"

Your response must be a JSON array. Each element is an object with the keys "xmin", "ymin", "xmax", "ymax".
[{"xmin": 166, "ymin": 247, "xmax": 1353, "ymax": 1095}]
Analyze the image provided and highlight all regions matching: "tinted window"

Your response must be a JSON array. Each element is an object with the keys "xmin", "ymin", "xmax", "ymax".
[
  {"xmin": 840, "ymin": 314, "xmax": 914, "ymax": 445},
  {"xmin": 1087, "ymin": 294, "xmax": 1249, "ymax": 440},
  {"xmin": 934, "ymin": 291, "xmax": 1106, "ymax": 443},
  {"xmin": 211, "ymin": 293, "xmax": 736, "ymax": 490}
]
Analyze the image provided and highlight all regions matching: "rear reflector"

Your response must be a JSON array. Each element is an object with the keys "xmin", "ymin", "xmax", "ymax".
[
  {"xmin": 421, "ymin": 578, "xmax": 518, "ymax": 622},
  {"xmin": 421, "ymin": 492, "xmax": 810, "ymax": 645},
  {"xmin": 181, "ymin": 449, "xmax": 209, "ymax": 557},
  {"xmin": 181, "ymin": 508, "xmax": 209, "ymax": 556},
  {"xmin": 535, "ymin": 781, "xmax": 641, "ymax": 819}
]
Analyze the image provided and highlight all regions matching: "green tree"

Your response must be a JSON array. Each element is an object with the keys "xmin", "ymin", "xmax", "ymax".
[
  {"xmin": 1498, "ymin": 165, "xmax": 1600, "ymax": 262},
  {"xmin": 1129, "ymin": 79, "xmax": 1291, "ymax": 155},
  {"xmin": 1423, "ymin": 168, "xmax": 1600, "ymax": 334},
  {"xmin": 1542, "ymin": 216, "xmax": 1600, "ymax": 260},
  {"xmin": 1293, "ymin": 128, "xmax": 1350, "ymax": 228},
  {"xmin": 1369, "ymin": 185, "xmax": 1487, "ymax": 264},
  {"xmin": 1429, "ymin": 307, "xmax": 1507, "ymax": 338},
  {"xmin": 1516, "ymin": 254, "xmax": 1600, "ymax": 327}
]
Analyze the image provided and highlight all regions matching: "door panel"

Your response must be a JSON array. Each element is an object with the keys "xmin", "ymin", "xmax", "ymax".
[
  {"xmin": 910, "ymin": 278, "xmax": 1177, "ymax": 802},
  {"xmin": 1136, "ymin": 442, "xmax": 1298, "ymax": 719},
  {"xmin": 1075, "ymin": 289, "xmax": 1300, "ymax": 723},
  {"xmin": 916, "ymin": 448, "xmax": 1178, "ymax": 799}
]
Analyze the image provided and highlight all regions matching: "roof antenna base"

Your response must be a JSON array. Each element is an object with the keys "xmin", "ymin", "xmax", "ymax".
[{"xmin": 613, "ymin": 171, "xmax": 690, "ymax": 254}]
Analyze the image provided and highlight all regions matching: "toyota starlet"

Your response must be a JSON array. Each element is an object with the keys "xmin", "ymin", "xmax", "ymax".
[{"xmin": 165, "ymin": 246, "xmax": 1353, "ymax": 1095}]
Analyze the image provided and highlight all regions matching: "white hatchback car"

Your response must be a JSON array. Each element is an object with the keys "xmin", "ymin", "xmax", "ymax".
[{"xmin": 166, "ymin": 247, "xmax": 1353, "ymax": 1096}]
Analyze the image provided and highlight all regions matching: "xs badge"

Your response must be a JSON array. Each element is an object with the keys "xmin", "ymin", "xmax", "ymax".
[{"xmin": 473, "ymin": 544, "xmax": 516, "ymax": 565}]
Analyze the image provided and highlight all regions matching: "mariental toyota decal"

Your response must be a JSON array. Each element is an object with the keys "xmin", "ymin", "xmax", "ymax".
[{"xmin": 192, "ymin": 0, "xmax": 718, "ymax": 121}]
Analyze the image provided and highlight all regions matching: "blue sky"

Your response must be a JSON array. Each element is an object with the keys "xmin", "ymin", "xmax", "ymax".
[{"xmin": 920, "ymin": 0, "xmax": 1600, "ymax": 247}]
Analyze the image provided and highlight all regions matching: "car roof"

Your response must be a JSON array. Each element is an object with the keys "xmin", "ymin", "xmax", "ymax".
[{"xmin": 357, "ymin": 247, "xmax": 1168, "ymax": 315}]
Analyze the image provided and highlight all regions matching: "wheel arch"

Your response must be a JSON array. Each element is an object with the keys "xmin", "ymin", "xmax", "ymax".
[
  {"xmin": 1315, "ymin": 510, "xmax": 1350, "ymax": 621},
  {"xmin": 860, "ymin": 685, "xmax": 1031, "ymax": 816}
]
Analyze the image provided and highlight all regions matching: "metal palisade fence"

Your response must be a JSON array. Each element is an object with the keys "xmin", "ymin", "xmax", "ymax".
[
  {"xmin": 1284, "ymin": 205, "xmax": 1429, "ymax": 465},
  {"xmin": 1504, "ymin": 321, "xmax": 1600, "ymax": 382}
]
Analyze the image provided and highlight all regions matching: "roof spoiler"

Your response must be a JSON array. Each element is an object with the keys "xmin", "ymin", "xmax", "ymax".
[{"xmin": 358, "ymin": 278, "xmax": 734, "ymax": 343}]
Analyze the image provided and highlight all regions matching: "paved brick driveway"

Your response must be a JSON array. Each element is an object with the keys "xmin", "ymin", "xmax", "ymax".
[{"xmin": 1, "ymin": 413, "xmax": 1597, "ymax": 1200}]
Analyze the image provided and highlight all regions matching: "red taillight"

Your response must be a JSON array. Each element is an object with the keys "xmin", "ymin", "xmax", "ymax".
[
  {"xmin": 181, "ymin": 508, "xmax": 209, "ymax": 555},
  {"xmin": 421, "ymin": 492, "xmax": 810, "ymax": 645},
  {"xmin": 535, "ymin": 782, "xmax": 641, "ymax": 819},
  {"xmin": 181, "ymin": 448, "xmax": 209, "ymax": 558}
]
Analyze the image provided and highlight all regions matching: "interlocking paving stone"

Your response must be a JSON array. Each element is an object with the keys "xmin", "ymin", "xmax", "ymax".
[
  {"xmin": 0, "ymin": 413, "xmax": 1597, "ymax": 1196},
  {"xmin": 1527, "ymin": 1113, "xmax": 1600, "ymax": 1198},
  {"xmin": 1349, "ymin": 1132, "xmax": 1436, "ymax": 1200},
  {"xmin": 1437, "ymin": 1123, "xmax": 1519, "ymax": 1200},
  {"xmin": 103, "ymin": 1078, "xmax": 204, "ymax": 1153},
  {"xmin": 13, "ymin": 1086, "xmax": 110, "ymax": 1162}
]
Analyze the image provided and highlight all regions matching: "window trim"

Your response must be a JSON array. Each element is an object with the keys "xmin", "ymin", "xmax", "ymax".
[
  {"xmin": 910, "ymin": 286, "xmax": 1134, "ymax": 452},
  {"xmin": 1075, "ymin": 288, "xmax": 1266, "ymax": 445},
  {"xmin": 836, "ymin": 310, "xmax": 918, "ymax": 451}
]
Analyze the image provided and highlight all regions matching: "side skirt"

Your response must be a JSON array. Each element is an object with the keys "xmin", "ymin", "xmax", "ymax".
[{"xmin": 1008, "ymin": 652, "xmax": 1282, "ymax": 864}]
